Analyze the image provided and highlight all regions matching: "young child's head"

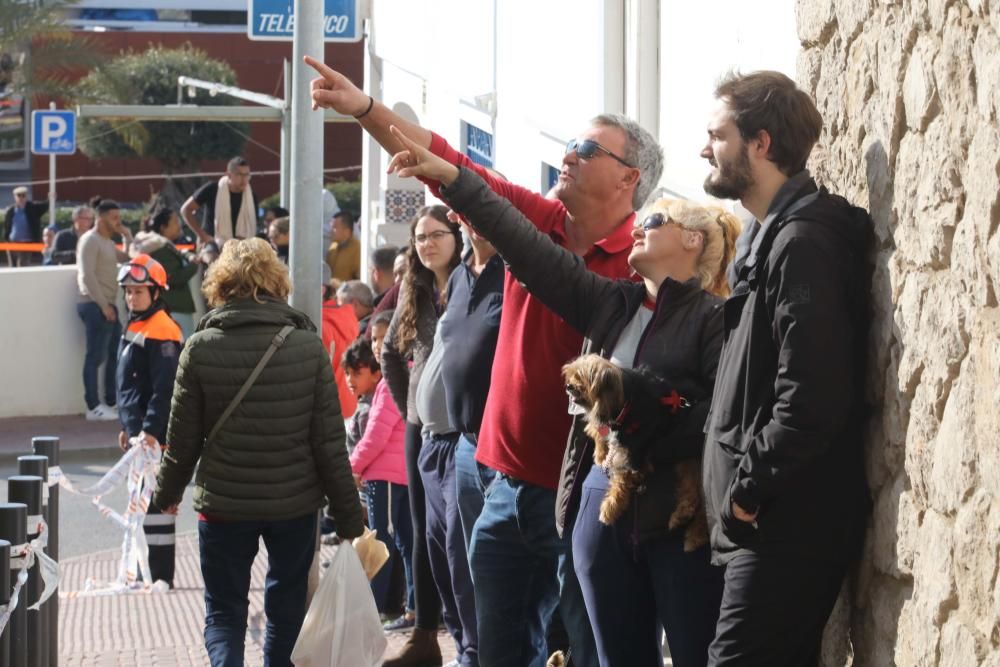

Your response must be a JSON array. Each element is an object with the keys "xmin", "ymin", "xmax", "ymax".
[
  {"xmin": 342, "ymin": 337, "xmax": 381, "ymax": 398},
  {"xmin": 370, "ymin": 309, "xmax": 394, "ymax": 361},
  {"xmin": 118, "ymin": 254, "xmax": 168, "ymax": 315}
]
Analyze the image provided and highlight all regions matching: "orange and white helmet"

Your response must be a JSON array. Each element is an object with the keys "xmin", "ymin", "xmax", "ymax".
[{"xmin": 117, "ymin": 254, "xmax": 169, "ymax": 290}]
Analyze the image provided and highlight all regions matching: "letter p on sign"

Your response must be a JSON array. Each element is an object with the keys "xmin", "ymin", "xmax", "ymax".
[{"xmin": 31, "ymin": 110, "xmax": 76, "ymax": 155}]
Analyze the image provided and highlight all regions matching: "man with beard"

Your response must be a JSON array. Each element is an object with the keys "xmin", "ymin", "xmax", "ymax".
[
  {"xmin": 699, "ymin": 70, "xmax": 873, "ymax": 665},
  {"xmin": 304, "ymin": 55, "xmax": 664, "ymax": 667}
]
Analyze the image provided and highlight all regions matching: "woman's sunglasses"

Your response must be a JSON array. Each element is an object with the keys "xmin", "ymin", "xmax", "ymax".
[
  {"xmin": 565, "ymin": 139, "xmax": 636, "ymax": 169},
  {"xmin": 636, "ymin": 212, "xmax": 671, "ymax": 232}
]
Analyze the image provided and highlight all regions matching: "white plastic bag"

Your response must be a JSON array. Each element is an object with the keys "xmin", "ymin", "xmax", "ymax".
[{"xmin": 291, "ymin": 543, "xmax": 387, "ymax": 667}]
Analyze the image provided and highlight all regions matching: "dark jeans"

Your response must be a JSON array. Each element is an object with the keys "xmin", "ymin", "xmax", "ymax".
[
  {"xmin": 707, "ymin": 550, "xmax": 848, "ymax": 666},
  {"xmin": 404, "ymin": 420, "xmax": 441, "ymax": 629},
  {"xmin": 76, "ymin": 301, "xmax": 120, "ymax": 410},
  {"xmin": 198, "ymin": 513, "xmax": 316, "ymax": 667},
  {"xmin": 573, "ymin": 468, "xmax": 724, "ymax": 667},
  {"xmin": 469, "ymin": 474, "xmax": 594, "ymax": 667},
  {"xmin": 364, "ymin": 480, "xmax": 415, "ymax": 614},
  {"xmin": 454, "ymin": 434, "xmax": 495, "ymax": 553},
  {"xmin": 419, "ymin": 432, "xmax": 478, "ymax": 667}
]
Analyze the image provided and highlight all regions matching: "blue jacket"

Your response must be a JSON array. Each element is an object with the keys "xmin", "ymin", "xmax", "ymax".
[{"xmin": 116, "ymin": 307, "xmax": 182, "ymax": 443}]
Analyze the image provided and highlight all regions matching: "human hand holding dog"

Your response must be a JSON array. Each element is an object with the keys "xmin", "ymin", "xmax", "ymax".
[
  {"xmin": 386, "ymin": 125, "xmax": 460, "ymax": 185},
  {"xmin": 732, "ymin": 501, "xmax": 758, "ymax": 524}
]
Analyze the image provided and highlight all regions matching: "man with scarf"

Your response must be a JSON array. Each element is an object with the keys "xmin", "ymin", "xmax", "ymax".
[
  {"xmin": 115, "ymin": 253, "xmax": 183, "ymax": 587},
  {"xmin": 181, "ymin": 156, "xmax": 261, "ymax": 245}
]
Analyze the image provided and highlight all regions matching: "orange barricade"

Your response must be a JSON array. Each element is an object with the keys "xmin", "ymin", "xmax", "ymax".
[{"xmin": 0, "ymin": 243, "xmax": 195, "ymax": 253}]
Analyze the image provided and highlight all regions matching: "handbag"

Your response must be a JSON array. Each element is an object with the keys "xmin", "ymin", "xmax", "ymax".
[{"xmin": 205, "ymin": 325, "xmax": 295, "ymax": 446}]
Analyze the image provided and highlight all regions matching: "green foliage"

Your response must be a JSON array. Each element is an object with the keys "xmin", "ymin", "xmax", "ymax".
[
  {"xmin": 257, "ymin": 180, "xmax": 362, "ymax": 219},
  {"xmin": 0, "ymin": 0, "xmax": 105, "ymax": 99},
  {"xmin": 73, "ymin": 44, "xmax": 247, "ymax": 171}
]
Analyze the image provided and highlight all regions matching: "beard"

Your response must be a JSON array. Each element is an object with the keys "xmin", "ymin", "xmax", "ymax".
[{"xmin": 703, "ymin": 143, "xmax": 754, "ymax": 200}]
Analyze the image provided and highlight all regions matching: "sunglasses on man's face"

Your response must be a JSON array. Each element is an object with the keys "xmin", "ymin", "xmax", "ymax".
[{"xmin": 565, "ymin": 139, "xmax": 636, "ymax": 169}]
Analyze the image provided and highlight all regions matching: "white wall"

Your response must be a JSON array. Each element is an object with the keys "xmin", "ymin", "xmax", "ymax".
[{"xmin": 0, "ymin": 266, "xmax": 92, "ymax": 418}]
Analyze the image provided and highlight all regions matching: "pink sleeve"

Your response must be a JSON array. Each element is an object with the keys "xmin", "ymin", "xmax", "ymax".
[
  {"xmin": 349, "ymin": 382, "xmax": 401, "ymax": 477},
  {"xmin": 421, "ymin": 133, "xmax": 561, "ymax": 234}
]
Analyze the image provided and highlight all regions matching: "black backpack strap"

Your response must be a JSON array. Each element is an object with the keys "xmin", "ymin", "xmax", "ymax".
[{"xmin": 204, "ymin": 325, "xmax": 295, "ymax": 447}]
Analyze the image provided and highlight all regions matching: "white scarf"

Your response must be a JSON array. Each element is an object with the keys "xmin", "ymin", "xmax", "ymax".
[{"xmin": 214, "ymin": 175, "xmax": 257, "ymax": 241}]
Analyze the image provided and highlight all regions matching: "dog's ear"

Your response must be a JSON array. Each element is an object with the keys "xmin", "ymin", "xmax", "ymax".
[{"xmin": 587, "ymin": 360, "xmax": 626, "ymax": 423}]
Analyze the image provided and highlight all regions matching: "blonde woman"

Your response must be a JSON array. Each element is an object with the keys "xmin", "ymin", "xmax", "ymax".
[
  {"xmin": 153, "ymin": 238, "xmax": 363, "ymax": 667},
  {"xmin": 387, "ymin": 126, "xmax": 740, "ymax": 667}
]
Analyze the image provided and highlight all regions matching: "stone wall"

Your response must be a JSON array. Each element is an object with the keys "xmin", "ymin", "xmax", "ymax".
[{"xmin": 796, "ymin": 0, "xmax": 1000, "ymax": 664}]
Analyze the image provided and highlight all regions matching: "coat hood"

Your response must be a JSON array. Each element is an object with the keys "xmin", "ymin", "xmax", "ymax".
[{"xmin": 199, "ymin": 296, "xmax": 317, "ymax": 333}]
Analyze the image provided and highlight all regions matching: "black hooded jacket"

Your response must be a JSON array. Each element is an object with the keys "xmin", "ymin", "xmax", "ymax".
[{"xmin": 702, "ymin": 171, "xmax": 874, "ymax": 565}]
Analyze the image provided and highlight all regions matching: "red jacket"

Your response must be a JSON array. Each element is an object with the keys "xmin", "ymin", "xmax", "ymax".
[
  {"xmin": 321, "ymin": 300, "xmax": 358, "ymax": 419},
  {"xmin": 424, "ymin": 133, "xmax": 635, "ymax": 489}
]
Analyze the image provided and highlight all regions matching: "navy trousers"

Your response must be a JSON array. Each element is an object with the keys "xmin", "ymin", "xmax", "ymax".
[
  {"xmin": 572, "ymin": 466, "xmax": 724, "ymax": 667},
  {"xmin": 418, "ymin": 432, "xmax": 478, "ymax": 667}
]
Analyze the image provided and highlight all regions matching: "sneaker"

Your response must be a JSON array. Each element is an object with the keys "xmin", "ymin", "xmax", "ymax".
[
  {"xmin": 320, "ymin": 533, "xmax": 341, "ymax": 546},
  {"xmin": 443, "ymin": 661, "xmax": 460, "ymax": 667},
  {"xmin": 85, "ymin": 405, "xmax": 118, "ymax": 421},
  {"xmin": 382, "ymin": 613, "xmax": 416, "ymax": 633}
]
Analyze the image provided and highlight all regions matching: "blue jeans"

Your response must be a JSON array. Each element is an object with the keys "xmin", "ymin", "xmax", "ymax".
[
  {"xmin": 198, "ymin": 513, "xmax": 316, "ymax": 667},
  {"xmin": 471, "ymin": 474, "xmax": 581, "ymax": 667},
  {"xmin": 364, "ymin": 480, "xmax": 414, "ymax": 614},
  {"xmin": 76, "ymin": 301, "xmax": 120, "ymax": 410},
  {"xmin": 454, "ymin": 435, "xmax": 495, "ymax": 553},
  {"xmin": 573, "ymin": 467, "xmax": 724, "ymax": 667}
]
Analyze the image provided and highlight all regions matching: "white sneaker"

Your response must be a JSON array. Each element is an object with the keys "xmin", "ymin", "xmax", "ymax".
[
  {"xmin": 85, "ymin": 405, "xmax": 118, "ymax": 421},
  {"xmin": 102, "ymin": 403, "xmax": 119, "ymax": 417}
]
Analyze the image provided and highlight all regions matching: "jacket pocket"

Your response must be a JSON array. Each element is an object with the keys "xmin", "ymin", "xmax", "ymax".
[{"xmin": 719, "ymin": 475, "xmax": 759, "ymax": 546}]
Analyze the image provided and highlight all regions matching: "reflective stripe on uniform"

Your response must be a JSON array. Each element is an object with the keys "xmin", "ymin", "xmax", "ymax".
[
  {"xmin": 144, "ymin": 533, "xmax": 176, "ymax": 546},
  {"xmin": 142, "ymin": 513, "xmax": 177, "ymax": 526}
]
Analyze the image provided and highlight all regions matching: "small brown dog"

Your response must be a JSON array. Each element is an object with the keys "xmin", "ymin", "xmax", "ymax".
[{"xmin": 563, "ymin": 354, "xmax": 708, "ymax": 552}]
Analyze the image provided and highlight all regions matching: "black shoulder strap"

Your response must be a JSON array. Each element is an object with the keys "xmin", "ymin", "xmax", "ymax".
[{"xmin": 204, "ymin": 325, "xmax": 295, "ymax": 447}]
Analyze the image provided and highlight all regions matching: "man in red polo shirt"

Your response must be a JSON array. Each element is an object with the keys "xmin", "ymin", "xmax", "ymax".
[{"xmin": 306, "ymin": 56, "xmax": 664, "ymax": 667}]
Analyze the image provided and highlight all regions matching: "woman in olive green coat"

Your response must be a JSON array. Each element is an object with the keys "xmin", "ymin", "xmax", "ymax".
[
  {"xmin": 131, "ymin": 208, "xmax": 200, "ymax": 339},
  {"xmin": 153, "ymin": 237, "xmax": 364, "ymax": 667}
]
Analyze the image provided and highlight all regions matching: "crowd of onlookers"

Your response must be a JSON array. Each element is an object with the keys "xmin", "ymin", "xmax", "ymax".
[{"xmin": 4, "ymin": 61, "xmax": 875, "ymax": 667}]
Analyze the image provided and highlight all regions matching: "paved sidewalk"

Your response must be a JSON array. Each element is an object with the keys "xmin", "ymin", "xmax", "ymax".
[
  {"xmin": 0, "ymin": 414, "xmax": 120, "ymax": 462},
  {"xmin": 59, "ymin": 533, "xmax": 458, "ymax": 666}
]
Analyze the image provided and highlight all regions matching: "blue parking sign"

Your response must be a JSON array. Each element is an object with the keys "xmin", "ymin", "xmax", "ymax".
[
  {"xmin": 247, "ymin": 0, "xmax": 361, "ymax": 42},
  {"xmin": 31, "ymin": 110, "xmax": 76, "ymax": 155}
]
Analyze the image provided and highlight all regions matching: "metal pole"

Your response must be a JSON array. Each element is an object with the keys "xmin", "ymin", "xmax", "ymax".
[
  {"xmin": 30, "ymin": 438, "xmax": 58, "ymax": 667},
  {"xmin": 289, "ymin": 0, "xmax": 325, "ymax": 329},
  {"xmin": 0, "ymin": 503, "xmax": 27, "ymax": 667},
  {"xmin": 15, "ymin": 459, "xmax": 47, "ymax": 667},
  {"xmin": 7, "ymin": 478, "xmax": 42, "ymax": 667},
  {"xmin": 47, "ymin": 103, "xmax": 55, "ymax": 230},
  {"xmin": 0, "ymin": 540, "xmax": 10, "ymax": 667},
  {"xmin": 280, "ymin": 58, "xmax": 292, "ymax": 209}
]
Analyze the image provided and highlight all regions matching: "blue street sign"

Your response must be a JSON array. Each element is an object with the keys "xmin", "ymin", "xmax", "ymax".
[
  {"xmin": 463, "ymin": 122, "xmax": 494, "ymax": 168},
  {"xmin": 31, "ymin": 110, "xmax": 76, "ymax": 155},
  {"xmin": 247, "ymin": 0, "xmax": 361, "ymax": 42}
]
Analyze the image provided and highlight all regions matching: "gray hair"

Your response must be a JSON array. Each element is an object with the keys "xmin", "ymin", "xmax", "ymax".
[
  {"xmin": 336, "ymin": 280, "xmax": 374, "ymax": 308},
  {"xmin": 71, "ymin": 205, "xmax": 94, "ymax": 220},
  {"xmin": 591, "ymin": 113, "xmax": 664, "ymax": 210}
]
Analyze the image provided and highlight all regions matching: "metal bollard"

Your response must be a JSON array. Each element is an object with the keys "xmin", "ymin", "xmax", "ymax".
[
  {"xmin": 0, "ymin": 503, "xmax": 27, "ymax": 667},
  {"xmin": 16, "ymin": 458, "xmax": 48, "ymax": 667},
  {"xmin": 7, "ymin": 477, "xmax": 42, "ymax": 667},
  {"xmin": 0, "ymin": 540, "xmax": 9, "ymax": 667},
  {"xmin": 30, "ymin": 437, "xmax": 58, "ymax": 667}
]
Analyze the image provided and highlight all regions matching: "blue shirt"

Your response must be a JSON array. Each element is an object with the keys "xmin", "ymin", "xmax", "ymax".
[
  {"xmin": 439, "ymin": 252, "xmax": 504, "ymax": 435},
  {"xmin": 10, "ymin": 206, "xmax": 30, "ymax": 241}
]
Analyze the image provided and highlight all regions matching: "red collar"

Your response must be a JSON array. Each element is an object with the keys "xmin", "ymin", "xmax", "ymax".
[{"xmin": 551, "ymin": 211, "xmax": 637, "ymax": 256}]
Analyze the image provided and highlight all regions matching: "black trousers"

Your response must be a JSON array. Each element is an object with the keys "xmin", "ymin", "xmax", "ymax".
[
  {"xmin": 707, "ymin": 550, "xmax": 849, "ymax": 667},
  {"xmin": 404, "ymin": 420, "xmax": 442, "ymax": 629}
]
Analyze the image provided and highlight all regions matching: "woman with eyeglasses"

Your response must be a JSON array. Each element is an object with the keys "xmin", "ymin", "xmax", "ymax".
[
  {"xmin": 379, "ymin": 205, "xmax": 464, "ymax": 666},
  {"xmin": 386, "ymin": 126, "xmax": 739, "ymax": 667}
]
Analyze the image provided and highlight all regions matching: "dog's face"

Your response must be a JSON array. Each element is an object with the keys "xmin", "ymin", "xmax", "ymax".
[{"xmin": 562, "ymin": 355, "xmax": 625, "ymax": 425}]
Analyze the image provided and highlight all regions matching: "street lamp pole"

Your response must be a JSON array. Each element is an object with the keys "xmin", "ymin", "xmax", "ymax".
[{"xmin": 288, "ymin": 0, "xmax": 325, "ymax": 329}]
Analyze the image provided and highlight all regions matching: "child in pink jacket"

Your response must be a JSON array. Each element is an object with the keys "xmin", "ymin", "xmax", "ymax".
[{"xmin": 345, "ymin": 323, "xmax": 414, "ymax": 618}]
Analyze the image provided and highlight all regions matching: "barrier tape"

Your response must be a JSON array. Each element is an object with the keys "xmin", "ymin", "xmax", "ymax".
[
  {"xmin": 0, "ymin": 518, "xmax": 62, "ymax": 637},
  {"xmin": 56, "ymin": 438, "xmax": 167, "ymax": 597}
]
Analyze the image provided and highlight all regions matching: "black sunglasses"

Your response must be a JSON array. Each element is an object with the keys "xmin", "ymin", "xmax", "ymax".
[
  {"xmin": 565, "ymin": 139, "xmax": 636, "ymax": 169},
  {"xmin": 637, "ymin": 212, "xmax": 671, "ymax": 232}
]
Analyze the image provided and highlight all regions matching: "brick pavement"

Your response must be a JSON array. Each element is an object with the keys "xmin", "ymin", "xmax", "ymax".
[{"xmin": 58, "ymin": 533, "xmax": 457, "ymax": 666}]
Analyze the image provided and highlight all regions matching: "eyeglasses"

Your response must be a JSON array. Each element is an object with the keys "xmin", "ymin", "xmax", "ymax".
[
  {"xmin": 565, "ymin": 138, "xmax": 636, "ymax": 169},
  {"xmin": 117, "ymin": 262, "xmax": 151, "ymax": 284},
  {"xmin": 14, "ymin": 193, "xmax": 26, "ymax": 198},
  {"xmin": 414, "ymin": 230, "xmax": 452, "ymax": 246}
]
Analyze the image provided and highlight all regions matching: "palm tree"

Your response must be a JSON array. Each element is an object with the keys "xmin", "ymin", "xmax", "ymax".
[{"xmin": 0, "ymin": 0, "xmax": 104, "ymax": 99}]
